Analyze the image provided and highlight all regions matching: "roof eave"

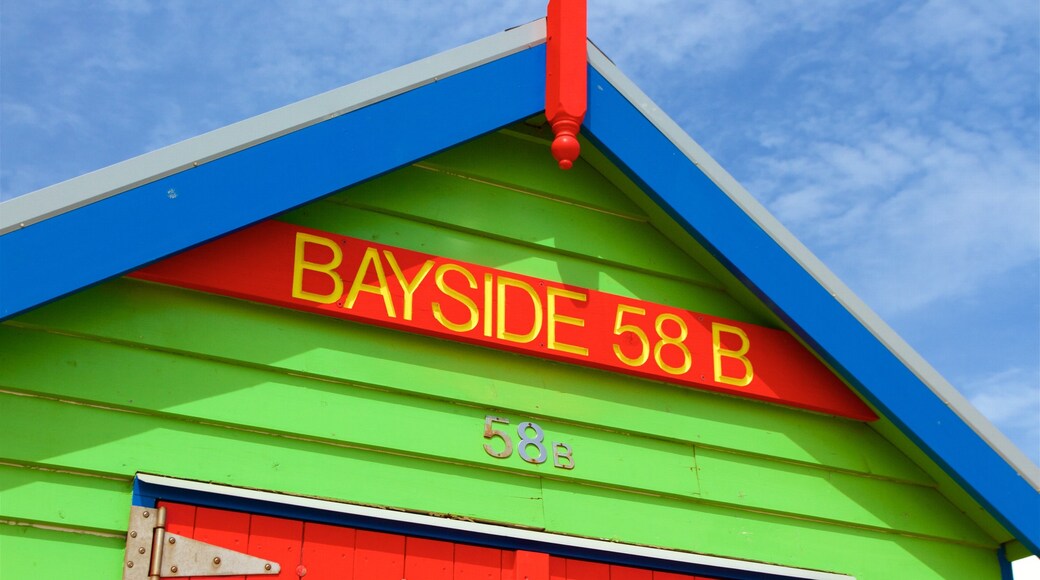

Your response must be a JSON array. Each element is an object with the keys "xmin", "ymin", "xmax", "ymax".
[
  {"xmin": 0, "ymin": 20, "xmax": 548, "ymax": 236},
  {"xmin": 0, "ymin": 20, "xmax": 548, "ymax": 320},
  {"xmin": 583, "ymin": 42, "xmax": 1039, "ymax": 554}
]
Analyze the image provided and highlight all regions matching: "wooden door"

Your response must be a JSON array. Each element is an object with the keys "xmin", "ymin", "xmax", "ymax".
[{"xmin": 158, "ymin": 501, "xmax": 714, "ymax": 579}]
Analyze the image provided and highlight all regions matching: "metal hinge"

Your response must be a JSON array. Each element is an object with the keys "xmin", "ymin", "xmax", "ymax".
[{"xmin": 123, "ymin": 505, "xmax": 281, "ymax": 579}]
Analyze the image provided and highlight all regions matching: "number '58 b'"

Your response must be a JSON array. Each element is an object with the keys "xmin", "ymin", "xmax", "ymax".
[{"xmin": 483, "ymin": 415, "xmax": 574, "ymax": 470}]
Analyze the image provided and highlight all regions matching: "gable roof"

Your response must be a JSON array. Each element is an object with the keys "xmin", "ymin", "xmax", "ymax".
[{"xmin": 1, "ymin": 18, "xmax": 1036, "ymax": 556}]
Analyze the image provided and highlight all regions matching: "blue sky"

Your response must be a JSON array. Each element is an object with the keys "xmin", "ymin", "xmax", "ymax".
[{"xmin": 2, "ymin": 0, "xmax": 1038, "ymax": 522}]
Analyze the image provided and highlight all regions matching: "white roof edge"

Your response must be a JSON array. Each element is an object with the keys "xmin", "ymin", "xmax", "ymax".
[
  {"xmin": 585, "ymin": 42, "xmax": 1040, "ymax": 490},
  {"xmin": 0, "ymin": 19, "xmax": 549, "ymax": 235}
]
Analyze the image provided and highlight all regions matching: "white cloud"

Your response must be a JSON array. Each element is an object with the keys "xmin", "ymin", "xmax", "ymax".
[
  {"xmin": 968, "ymin": 367, "xmax": 1040, "ymax": 461},
  {"xmin": 656, "ymin": 1, "xmax": 1035, "ymax": 319},
  {"xmin": 755, "ymin": 119, "xmax": 1039, "ymax": 316},
  {"xmin": 589, "ymin": 0, "xmax": 872, "ymax": 74},
  {"xmin": 0, "ymin": 1, "xmax": 544, "ymax": 198}
]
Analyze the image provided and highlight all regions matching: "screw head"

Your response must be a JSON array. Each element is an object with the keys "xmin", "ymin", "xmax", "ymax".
[
  {"xmin": 171, "ymin": 565, "xmax": 179, "ymax": 573},
  {"xmin": 129, "ymin": 530, "xmax": 137, "ymax": 538},
  {"xmin": 143, "ymin": 511, "xmax": 150, "ymax": 518},
  {"xmin": 138, "ymin": 547, "xmax": 146, "ymax": 554},
  {"xmin": 168, "ymin": 536, "xmax": 176, "ymax": 544},
  {"xmin": 213, "ymin": 557, "xmax": 221, "ymax": 566},
  {"xmin": 127, "ymin": 561, "xmax": 134, "ymax": 568},
  {"xmin": 265, "ymin": 563, "xmax": 272, "ymax": 571}
]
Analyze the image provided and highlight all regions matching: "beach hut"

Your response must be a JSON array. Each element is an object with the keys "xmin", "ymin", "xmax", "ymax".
[{"xmin": 1, "ymin": 12, "xmax": 1036, "ymax": 580}]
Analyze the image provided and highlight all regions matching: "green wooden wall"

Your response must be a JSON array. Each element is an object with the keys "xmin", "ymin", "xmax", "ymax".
[{"xmin": 0, "ymin": 122, "xmax": 1003, "ymax": 578}]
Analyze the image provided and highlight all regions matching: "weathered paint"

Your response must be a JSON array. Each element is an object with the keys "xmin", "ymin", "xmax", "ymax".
[{"xmin": 0, "ymin": 126, "xmax": 1004, "ymax": 579}]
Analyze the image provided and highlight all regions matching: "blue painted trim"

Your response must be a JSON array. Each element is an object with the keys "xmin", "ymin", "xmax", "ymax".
[
  {"xmin": 130, "ymin": 475, "xmax": 158, "ymax": 509},
  {"xmin": 133, "ymin": 475, "xmax": 837, "ymax": 580},
  {"xmin": 997, "ymin": 546, "xmax": 1014, "ymax": 580},
  {"xmin": 583, "ymin": 65, "xmax": 1039, "ymax": 555},
  {"xmin": 0, "ymin": 46, "xmax": 545, "ymax": 321}
]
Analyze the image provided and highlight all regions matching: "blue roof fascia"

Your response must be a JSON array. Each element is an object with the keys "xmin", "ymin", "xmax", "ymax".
[
  {"xmin": 0, "ymin": 44, "xmax": 546, "ymax": 321},
  {"xmin": 582, "ymin": 63, "xmax": 1038, "ymax": 554}
]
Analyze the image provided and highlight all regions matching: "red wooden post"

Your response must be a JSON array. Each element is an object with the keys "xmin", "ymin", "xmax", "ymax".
[{"xmin": 545, "ymin": 0, "xmax": 587, "ymax": 170}]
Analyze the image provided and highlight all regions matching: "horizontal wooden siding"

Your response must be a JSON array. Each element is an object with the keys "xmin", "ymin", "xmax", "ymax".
[{"xmin": 0, "ymin": 124, "xmax": 1000, "ymax": 579}]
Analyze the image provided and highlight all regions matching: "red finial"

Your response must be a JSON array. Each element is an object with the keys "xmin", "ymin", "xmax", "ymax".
[
  {"xmin": 545, "ymin": 0, "xmax": 587, "ymax": 170},
  {"xmin": 550, "ymin": 117, "xmax": 581, "ymax": 170}
]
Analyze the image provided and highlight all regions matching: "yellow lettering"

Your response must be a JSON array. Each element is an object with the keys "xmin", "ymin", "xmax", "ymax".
[
  {"xmin": 291, "ymin": 232, "xmax": 343, "ymax": 304},
  {"xmin": 612, "ymin": 304, "xmax": 649, "ymax": 367},
  {"xmin": 496, "ymin": 276, "xmax": 543, "ymax": 344},
  {"xmin": 383, "ymin": 250, "xmax": 434, "ymax": 321},
  {"xmin": 432, "ymin": 264, "xmax": 479, "ymax": 332},
  {"xmin": 547, "ymin": 286, "xmax": 588, "ymax": 356},
  {"xmin": 654, "ymin": 313, "xmax": 691, "ymax": 375},
  {"xmin": 712, "ymin": 323, "xmax": 753, "ymax": 387},
  {"xmin": 345, "ymin": 247, "xmax": 397, "ymax": 318},
  {"xmin": 483, "ymin": 273, "xmax": 494, "ymax": 337}
]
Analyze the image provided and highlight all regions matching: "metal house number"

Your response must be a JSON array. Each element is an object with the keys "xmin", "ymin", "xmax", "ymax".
[{"xmin": 482, "ymin": 415, "xmax": 574, "ymax": 470}]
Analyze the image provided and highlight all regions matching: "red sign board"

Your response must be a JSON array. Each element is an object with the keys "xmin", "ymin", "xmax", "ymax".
[{"xmin": 131, "ymin": 220, "xmax": 876, "ymax": 421}]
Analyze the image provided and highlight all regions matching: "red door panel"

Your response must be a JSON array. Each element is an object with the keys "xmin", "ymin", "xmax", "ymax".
[
  {"xmin": 551, "ymin": 553, "xmax": 569, "ymax": 580},
  {"xmin": 245, "ymin": 514, "xmax": 302, "ymax": 580},
  {"xmin": 195, "ymin": 505, "xmax": 250, "ymax": 580},
  {"xmin": 353, "ymin": 529, "xmax": 405, "ymax": 579},
  {"xmin": 404, "ymin": 536, "xmax": 454, "ymax": 579},
  {"xmin": 611, "ymin": 565, "xmax": 654, "ymax": 579},
  {"xmin": 454, "ymin": 542, "xmax": 503, "ymax": 579},
  {"xmin": 162, "ymin": 502, "xmax": 196, "ymax": 537},
  {"xmin": 561, "ymin": 557, "xmax": 612, "ymax": 579},
  {"xmin": 157, "ymin": 502, "xmax": 716, "ymax": 579},
  {"xmin": 508, "ymin": 550, "xmax": 551, "ymax": 580},
  {"xmin": 300, "ymin": 522, "xmax": 356, "ymax": 580}
]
